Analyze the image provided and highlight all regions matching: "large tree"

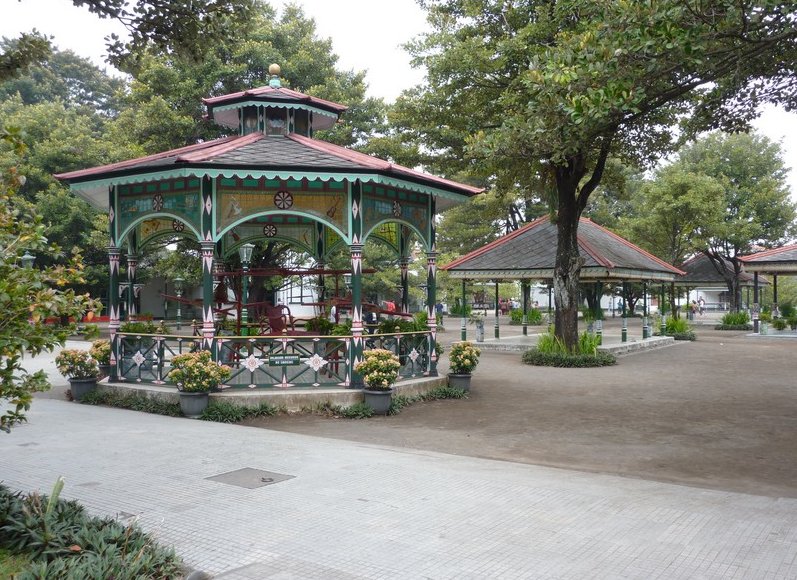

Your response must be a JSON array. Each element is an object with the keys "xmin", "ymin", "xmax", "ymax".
[
  {"xmin": 678, "ymin": 132, "xmax": 795, "ymax": 310},
  {"xmin": 402, "ymin": 0, "xmax": 797, "ymax": 348}
]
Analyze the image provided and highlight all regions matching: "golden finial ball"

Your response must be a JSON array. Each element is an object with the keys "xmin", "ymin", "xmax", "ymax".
[{"xmin": 269, "ymin": 63, "xmax": 281, "ymax": 76}]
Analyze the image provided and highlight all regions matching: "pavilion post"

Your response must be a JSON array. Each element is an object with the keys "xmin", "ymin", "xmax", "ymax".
[
  {"xmin": 461, "ymin": 279, "xmax": 467, "ymax": 341},
  {"xmin": 107, "ymin": 245, "xmax": 121, "ymax": 382},
  {"xmin": 753, "ymin": 271, "xmax": 760, "ymax": 333},
  {"xmin": 126, "ymin": 252, "xmax": 138, "ymax": 321},
  {"xmin": 426, "ymin": 250, "xmax": 438, "ymax": 376},
  {"xmin": 400, "ymin": 258, "xmax": 410, "ymax": 314},
  {"xmin": 621, "ymin": 281, "xmax": 628, "ymax": 343},
  {"xmin": 200, "ymin": 241, "xmax": 216, "ymax": 353},
  {"xmin": 521, "ymin": 280, "xmax": 529, "ymax": 336},
  {"xmin": 494, "ymin": 280, "xmax": 500, "ymax": 339},
  {"xmin": 349, "ymin": 243, "xmax": 364, "ymax": 387},
  {"xmin": 642, "ymin": 281, "xmax": 649, "ymax": 339},
  {"xmin": 547, "ymin": 284, "xmax": 553, "ymax": 333},
  {"xmin": 773, "ymin": 274, "xmax": 779, "ymax": 318},
  {"xmin": 660, "ymin": 284, "xmax": 667, "ymax": 336}
]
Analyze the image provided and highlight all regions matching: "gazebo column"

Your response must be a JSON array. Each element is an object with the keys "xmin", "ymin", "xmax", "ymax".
[
  {"xmin": 460, "ymin": 279, "xmax": 467, "ymax": 341},
  {"xmin": 642, "ymin": 281, "xmax": 649, "ymax": 339},
  {"xmin": 494, "ymin": 280, "xmax": 500, "ymax": 339},
  {"xmin": 521, "ymin": 280, "xmax": 529, "ymax": 336},
  {"xmin": 773, "ymin": 274, "xmax": 779, "ymax": 318},
  {"xmin": 400, "ymin": 258, "xmax": 410, "ymax": 314},
  {"xmin": 200, "ymin": 241, "xmax": 216, "ymax": 352},
  {"xmin": 107, "ymin": 245, "xmax": 121, "ymax": 381},
  {"xmin": 547, "ymin": 283, "xmax": 553, "ymax": 333},
  {"xmin": 426, "ymin": 250, "xmax": 438, "ymax": 376},
  {"xmin": 349, "ymin": 243, "xmax": 364, "ymax": 388},
  {"xmin": 126, "ymin": 252, "xmax": 138, "ymax": 321},
  {"xmin": 753, "ymin": 272, "xmax": 760, "ymax": 333},
  {"xmin": 621, "ymin": 281, "xmax": 628, "ymax": 343}
]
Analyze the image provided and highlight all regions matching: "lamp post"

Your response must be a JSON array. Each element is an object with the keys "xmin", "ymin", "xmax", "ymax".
[
  {"xmin": 238, "ymin": 243, "xmax": 255, "ymax": 337},
  {"xmin": 21, "ymin": 251, "xmax": 35, "ymax": 269},
  {"xmin": 174, "ymin": 277, "xmax": 184, "ymax": 331}
]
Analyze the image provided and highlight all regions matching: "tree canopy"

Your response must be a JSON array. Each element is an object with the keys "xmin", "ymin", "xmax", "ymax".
[{"xmin": 403, "ymin": 0, "xmax": 797, "ymax": 347}]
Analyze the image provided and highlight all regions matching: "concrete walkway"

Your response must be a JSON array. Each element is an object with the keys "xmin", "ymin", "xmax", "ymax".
[{"xmin": 2, "ymin": 396, "xmax": 797, "ymax": 578}]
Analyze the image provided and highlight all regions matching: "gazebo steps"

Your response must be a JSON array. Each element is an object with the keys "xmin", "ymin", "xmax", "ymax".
[{"xmin": 97, "ymin": 374, "xmax": 448, "ymax": 413}]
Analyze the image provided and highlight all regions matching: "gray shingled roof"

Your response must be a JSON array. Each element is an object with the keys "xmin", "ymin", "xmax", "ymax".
[
  {"xmin": 442, "ymin": 216, "xmax": 683, "ymax": 281},
  {"xmin": 680, "ymin": 254, "xmax": 759, "ymax": 286},
  {"xmin": 740, "ymin": 245, "xmax": 797, "ymax": 272},
  {"xmin": 200, "ymin": 136, "xmax": 366, "ymax": 169}
]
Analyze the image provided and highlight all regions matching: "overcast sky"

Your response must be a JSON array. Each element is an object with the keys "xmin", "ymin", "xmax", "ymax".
[{"xmin": 3, "ymin": 0, "xmax": 796, "ymax": 196}]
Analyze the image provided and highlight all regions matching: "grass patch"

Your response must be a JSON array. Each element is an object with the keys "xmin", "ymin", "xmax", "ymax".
[
  {"xmin": 522, "ymin": 350, "xmax": 617, "ymax": 367},
  {"xmin": 0, "ymin": 481, "xmax": 183, "ymax": 578},
  {"xmin": 388, "ymin": 385, "xmax": 469, "ymax": 415},
  {"xmin": 80, "ymin": 389, "xmax": 181, "ymax": 416}
]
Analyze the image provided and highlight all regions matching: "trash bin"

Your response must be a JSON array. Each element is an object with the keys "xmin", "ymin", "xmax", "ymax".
[{"xmin": 476, "ymin": 319, "xmax": 485, "ymax": 342}]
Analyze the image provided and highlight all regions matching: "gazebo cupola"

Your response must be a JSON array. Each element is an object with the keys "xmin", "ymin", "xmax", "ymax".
[{"xmin": 203, "ymin": 64, "xmax": 346, "ymax": 137}]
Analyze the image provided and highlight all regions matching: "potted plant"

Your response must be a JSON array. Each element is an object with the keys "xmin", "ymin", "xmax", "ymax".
[
  {"xmin": 55, "ymin": 349, "xmax": 100, "ymax": 401},
  {"xmin": 447, "ymin": 341, "xmax": 481, "ymax": 392},
  {"xmin": 89, "ymin": 339, "xmax": 111, "ymax": 377},
  {"xmin": 355, "ymin": 348, "xmax": 401, "ymax": 415},
  {"xmin": 167, "ymin": 350, "xmax": 232, "ymax": 418}
]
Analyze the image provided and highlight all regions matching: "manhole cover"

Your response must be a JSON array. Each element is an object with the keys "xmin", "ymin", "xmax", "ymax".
[{"xmin": 205, "ymin": 468, "xmax": 294, "ymax": 489}]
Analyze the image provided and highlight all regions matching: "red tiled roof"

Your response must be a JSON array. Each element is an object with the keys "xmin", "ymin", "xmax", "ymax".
[
  {"xmin": 287, "ymin": 134, "xmax": 484, "ymax": 195},
  {"xmin": 54, "ymin": 136, "xmax": 241, "ymax": 181},
  {"xmin": 203, "ymin": 85, "xmax": 348, "ymax": 113}
]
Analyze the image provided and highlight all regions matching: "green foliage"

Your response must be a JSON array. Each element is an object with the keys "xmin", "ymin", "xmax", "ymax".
[
  {"xmin": 80, "ymin": 390, "xmax": 181, "ymax": 417},
  {"xmin": 522, "ymin": 349, "xmax": 616, "ymax": 368},
  {"xmin": 780, "ymin": 303, "xmax": 795, "ymax": 318},
  {"xmin": 376, "ymin": 318, "xmax": 417, "ymax": 334},
  {"xmin": 354, "ymin": 349, "xmax": 401, "ymax": 391},
  {"xmin": 721, "ymin": 311, "xmax": 751, "ymax": 326},
  {"xmin": 54, "ymin": 349, "xmax": 99, "ymax": 380},
  {"xmin": 200, "ymin": 400, "xmax": 280, "ymax": 423},
  {"xmin": 0, "ymin": 547, "xmax": 30, "ymax": 577},
  {"xmin": 118, "ymin": 320, "xmax": 159, "ymax": 334},
  {"xmin": 88, "ymin": 340, "xmax": 110, "ymax": 366},
  {"xmin": 448, "ymin": 304, "xmax": 472, "ymax": 317},
  {"xmin": 510, "ymin": 308, "xmax": 543, "ymax": 325},
  {"xmin": 304, "ymin": 316, "xmax": 334, "ymax": 335},
  {"xmin": 448, "ymin": 341, "xmax": 481, "ymax": 374},
  {"xmin": 336, "ymin": 402, "xmax": 374, "ymax": 419},
  {"xmin": 772, "ymin": 318, "xmax": 788, "ymax": 331},
  {"xmin": 168, "ymin": 351, "xmax": 231, "ymax": 393},
  {"xmin": 388, "ymin": 386, "xmax": 469, "ymax": 415},
  {"xmin": 759, "ymin": 311, "xmax": 772, "ymax": 323},
  {"xmin": 0, "ymin": 482, "xmax": 182, "ymax": 577},
  {"xmin": 663, "ymin": 317, "xmax": 696, "ymax": 341}
]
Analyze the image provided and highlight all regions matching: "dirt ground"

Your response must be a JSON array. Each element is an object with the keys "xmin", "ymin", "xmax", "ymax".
[{"xmin": 243, "ymin": 322, "xmax": 797, "ymax": 499}]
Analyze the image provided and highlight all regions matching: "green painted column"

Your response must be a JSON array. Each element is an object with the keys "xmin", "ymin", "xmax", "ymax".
[
  {"xmin": 753, "ymin": 271, "xmax": 760, "ymax": 333},
  {"xmin": 200, "ymin": 176, "xmax": 216, "ymax": 355},
  {"xmin": 107, "ymin": 244, "xmax": 121, "ymax": 381},
  {"xmin": 642, "ymin": 281, "xmax": 649, "ymax": 339},
  {"xmin": 621, "ymin": 281, "xmax": 628, "ymax": 343},
  {"xmin": 461, "ymin": 279, "xmax": 467, "ymax": 341},
  {"xmin": 521, "ymin": 280, "xmax": 529, "ymax": 336},
  {"xmin": 126, "ymin": 252, "xmax": 138, "ymax": 321},
  {"xmin": 349, "ymin": 180, "xmax": 364, "ymax": 388},
  {"xmin": 426, "ymin": 250, "xmax": 438, "ymax": 376},
  {"xmin": 547, "ymin": 284, "xmax": 553, "ymax": 334},
  {"xmin": 400, "ymin": 258, "xmax": 410, "ymax": 314},
  {"xmin": 660, "ymin": 284, "xmax": 667, "ymax": 335},
  {"xmin": 494, "ymin": 281, "xmax": 500, "ymax": 339}
]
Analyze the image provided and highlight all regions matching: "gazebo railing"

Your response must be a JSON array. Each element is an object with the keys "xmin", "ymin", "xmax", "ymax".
[{"xmin": 114, "ymin": 330, "xmax": 432, "ymax": 388}]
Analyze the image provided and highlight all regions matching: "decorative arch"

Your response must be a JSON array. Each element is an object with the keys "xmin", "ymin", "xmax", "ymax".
[
  {"xmin": 218, "ymin": 210, "xmax": 348, "ymax": 245},
  {"xmin": 224, "ymin": 234, "xmax": 315, "ymax": 259},
  {"xmin": 118, "ymin": 213, "xmax": 202, "ymax": 249},
  {"xmin": 363, "ymin": 219, "xmax": 429, "ymax": 252}
]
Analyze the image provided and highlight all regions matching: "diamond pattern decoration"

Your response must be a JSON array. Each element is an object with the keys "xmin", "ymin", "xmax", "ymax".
[
  {"xmin": 352, "ymin": 199, "xmax": 359, "ymax": 219},
  {"xmin": 132, "ymin": 351, "xmax": 146, "ymax": 367},
  {"xmin": 392, "ymin": 200, "xmax": 402, "ymax": 217},
  {"xmin": 204, "ymin": 196, "xmax": 213, "ymax": 214},
  {"xmin": 108, "ymin": 206, "xmax": 115, "ymax": 223},
  {"xmin": 305, "ymin": 354, "xmax": 328, "ymax": 372},
  {"xmin": 408, "ymin": 348, "xmax": 420, "ymax": 363},
  {"xmin": 243, "ymin": 354, "xmax": 263, "ymax": 373}
]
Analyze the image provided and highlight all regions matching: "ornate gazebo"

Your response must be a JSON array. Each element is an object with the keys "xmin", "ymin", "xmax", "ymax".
[{"xmin": 56, "ymin": 65, "xmax": 481, "ymax": 388}]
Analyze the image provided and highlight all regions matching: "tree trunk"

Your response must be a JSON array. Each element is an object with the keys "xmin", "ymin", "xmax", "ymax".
[{"xmin": 553, "ymin": 186, "xmax": 583, "ymax": 351}]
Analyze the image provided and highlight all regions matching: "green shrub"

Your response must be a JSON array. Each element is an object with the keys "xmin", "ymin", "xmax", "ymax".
[
  {"xmin": 665, "ymin": 317, "xmax": 690, "ymax": 333},
  {"xmin": 522, "ymin": 350, "xmax": 616, "ymax": 367},
  {"xmin": 389, "ymin": 386, "xmax": 468, "ymax": 415},
  {"xmin": 509, "ymin": 308, "xmax": 543, "ymax": 325},
  {"xmin": 449, "ymin": 304, "xmax": 471, "ymax": 317},
  {"xmin": 200, "ymin": 400, "xmax": 280, "ymax": 423},
  {"xmin": 759, "ymin": 310, "xmax": 772, "ymax": 322},
  {"xmin": 304, "ymin": 316, "xmax": 334, "ymax": 335},
  {"xmin": 0, "ymin": 482, "xmax": 182, "ymax": 578},
  {"xmin": 788, "ymin": 315, "xmax": 797, "ymax": 330},
  {"xmin": 714, "ymin": 324, "xmax": 752, "ymax": 330},
  {"xmin": 772, "ymin": 318, "xmax": 788, "ymax": 331},
  {"xmin": 80, "ymin": 390, "xmax": 181, "ymax": 416},
  {"xmin": 118, "ymin": 320, "xmax": 159, "ymax": 334},
  {"xmin": 721, "ymin": 311, "xmax": 750, "ymax": 326},
  {"xmin": 376, "ymin": 318, "xmax": 416, "ymax": 334}
]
